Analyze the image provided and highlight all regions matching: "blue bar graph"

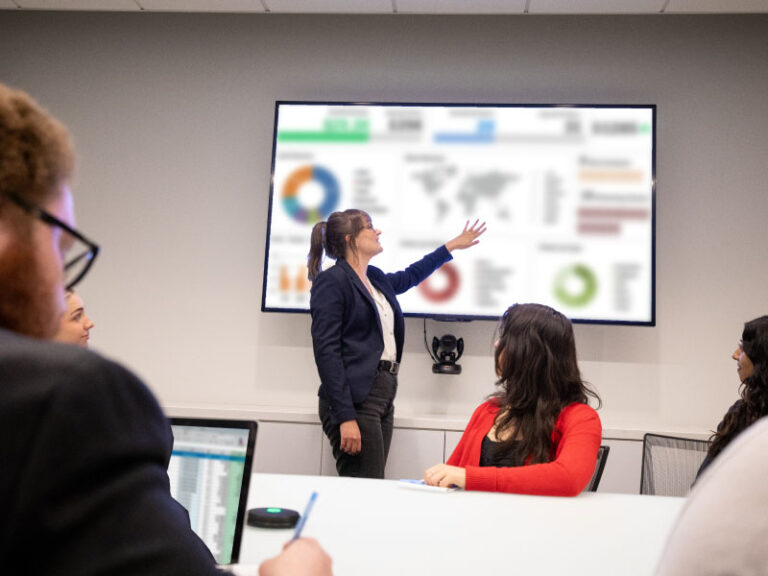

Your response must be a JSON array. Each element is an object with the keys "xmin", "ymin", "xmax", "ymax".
[{"xmin": 434, "ymin": 119, "xmax": 495, "ymax": 143}]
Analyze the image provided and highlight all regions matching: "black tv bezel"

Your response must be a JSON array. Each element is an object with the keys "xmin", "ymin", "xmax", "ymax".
[{"xmin": 261, "ymin": 100, "xmax": 656, "ymax": 327}]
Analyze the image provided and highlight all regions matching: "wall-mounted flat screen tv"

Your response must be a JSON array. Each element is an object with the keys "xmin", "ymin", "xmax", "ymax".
[{"xmin": 262, "ymin": 101, "xmax": 655, "ymax": 325}]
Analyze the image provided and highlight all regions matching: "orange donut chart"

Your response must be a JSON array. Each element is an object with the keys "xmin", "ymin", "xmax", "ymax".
[
  {"xmin": 419, "ymin": 262, "xmax": 460, "ymax": 303},
  {"xmin": 282, "ymin": 165, "xmax": 340, "ymax": 224}
]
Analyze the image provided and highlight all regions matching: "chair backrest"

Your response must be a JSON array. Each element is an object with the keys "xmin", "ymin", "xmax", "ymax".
[
  {"xmin": 640, "ymin": 433, "xmax": 709, "ymax": 496},
  {"xmin": 584, "ymin": 445, "xmax": 610, "ymax": 492}
]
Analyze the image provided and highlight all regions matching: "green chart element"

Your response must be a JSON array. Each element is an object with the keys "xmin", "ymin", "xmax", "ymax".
[
  {"xmin": 278, "ymin": 131, "xmax": 369, "ymax": 142},
  {"xmin": 278, "ymin": 117, "xmax": 370, "ymax": 143},
  {"xmin": 220, "ymin": 459, "xmax": 244, "ymax": 565},
  {"xmin": 554, "ymin": 264, "xmax": 598, "ymax": 307}
]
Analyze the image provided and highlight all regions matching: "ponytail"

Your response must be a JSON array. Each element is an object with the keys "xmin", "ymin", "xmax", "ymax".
[
  {"xmin": 307, "ymin": 221, "xmax": 327, "ymax": 281},
  {"xmin": 307, "ymin": 208, "xmax": 371, "ymax": 282}
]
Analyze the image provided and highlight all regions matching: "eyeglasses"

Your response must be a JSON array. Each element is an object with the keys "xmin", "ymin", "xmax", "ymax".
[{"xmin": 7, "ymin": 193, "xmax": 100, "ymax": 290}]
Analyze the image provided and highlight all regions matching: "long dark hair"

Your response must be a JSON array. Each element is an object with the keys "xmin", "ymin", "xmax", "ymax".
[
  {"xmin": 307, "ymin": 209, "xmax": 370, "ymax": 281},
  {"xmin": 707, "ymin": 315, "xmax": 768, "ymax": 460},
  {"xmin": 490, "ymin": 303, "xmax": 601, "ymax": 464}
]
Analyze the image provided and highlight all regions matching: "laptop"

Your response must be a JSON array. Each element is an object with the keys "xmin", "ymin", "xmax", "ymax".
[{"xmin": 168, "ymin": 418, "xmax": 258, "ymax": 565}]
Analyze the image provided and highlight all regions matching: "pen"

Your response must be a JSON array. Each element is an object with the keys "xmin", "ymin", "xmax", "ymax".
[{"xmin": 291, "ymin": 491, "xmax": 318, "ymax": 543}]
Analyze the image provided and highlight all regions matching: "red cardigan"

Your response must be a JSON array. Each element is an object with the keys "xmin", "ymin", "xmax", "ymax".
[{"xmin": 447, "ymin": 401, "xmax": 602, "ymax": 496}]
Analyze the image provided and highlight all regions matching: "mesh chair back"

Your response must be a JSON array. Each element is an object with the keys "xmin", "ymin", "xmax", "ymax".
[
  {"xmin": 640, "ymin": 433, "xmax": 709, "ymax": 496},
  {"xmin": 584, "ymin": 445, "xmax": 610, "ymax": 492}
]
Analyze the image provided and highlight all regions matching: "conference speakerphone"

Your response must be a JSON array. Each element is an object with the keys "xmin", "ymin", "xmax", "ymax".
[{"xmin": 247, "ymin": 507, "xmax": 300, "ymax": 529}]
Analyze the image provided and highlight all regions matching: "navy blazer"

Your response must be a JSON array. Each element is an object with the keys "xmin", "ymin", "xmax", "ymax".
[
  {"xmin": 0, "ymin": 329, "xmax": 224, "ymax": 575},
  {"xmin": 310, "ymin": 246, "xmax": 452, "ymax": 425}
]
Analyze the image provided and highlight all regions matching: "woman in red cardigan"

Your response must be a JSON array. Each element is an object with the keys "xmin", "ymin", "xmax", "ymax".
[{"xmin": 424, "ymin": 303, "xmax": 602, "ymax": 496}]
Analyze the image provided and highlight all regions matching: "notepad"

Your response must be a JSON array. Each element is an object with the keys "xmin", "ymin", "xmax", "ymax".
[{"xmin": 398, "ymin": 479, "xmax": 460, "ymax": 492}]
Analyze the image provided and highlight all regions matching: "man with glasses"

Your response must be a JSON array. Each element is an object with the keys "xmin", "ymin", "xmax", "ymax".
[{"xmin": 0, "ymin": 84, "xmax": 331, "ymax": 575}]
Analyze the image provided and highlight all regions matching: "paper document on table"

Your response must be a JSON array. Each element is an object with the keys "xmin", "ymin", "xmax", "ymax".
[{"xmin": 398, "ymin": 479, "xmax": 460, "ymax": 493}]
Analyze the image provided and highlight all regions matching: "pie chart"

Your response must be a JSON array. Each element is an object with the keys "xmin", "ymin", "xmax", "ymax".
[{"xmin": 282, "ymin": 165, "xmax": 340, "ymax": 224}]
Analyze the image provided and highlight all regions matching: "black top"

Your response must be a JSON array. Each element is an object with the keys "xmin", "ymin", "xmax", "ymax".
[{"xmin": 480, "ymin": 435, "xmax": 523, "ymax": 468}]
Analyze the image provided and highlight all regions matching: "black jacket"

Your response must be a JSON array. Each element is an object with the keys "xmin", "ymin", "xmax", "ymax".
[
  {"xmin": 0, "ymin": 329, "xmax": 223, "ymax": 575},
  {"xmin": 310, "ymin": 246, "xmax": 451, "ymax": 425}
]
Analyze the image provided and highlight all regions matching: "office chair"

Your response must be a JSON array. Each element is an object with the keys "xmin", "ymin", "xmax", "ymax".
[
  {"xmin": 584, "ymin": 445, "xmax": 610, "ymax": 492},
  {"xmin": 640, "ymin": 433, "xmax": 709, "ymax": 496}
]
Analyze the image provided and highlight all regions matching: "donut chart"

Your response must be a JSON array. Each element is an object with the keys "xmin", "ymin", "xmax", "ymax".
[
  {"xmin": 554, "ymin": 264, "xmax": 598, "ymax": 307},
  {"xmin": 282, "ymin": 165, "xmax": 340, "ymax": 224},
  {"xmin": 419, "ymin": 262, "xmax": 460, "ymax": 303}
]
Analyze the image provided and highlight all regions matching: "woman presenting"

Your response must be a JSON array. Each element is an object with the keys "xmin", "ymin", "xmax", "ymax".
[{"xmin": 308, "ymin": 209, "xmax": 485, "ymax": 478}]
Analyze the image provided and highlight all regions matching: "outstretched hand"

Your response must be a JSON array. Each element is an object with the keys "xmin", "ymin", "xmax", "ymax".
[{"xmin": 445, "ymin": 219, "xmax": 487, "ymax": 252}]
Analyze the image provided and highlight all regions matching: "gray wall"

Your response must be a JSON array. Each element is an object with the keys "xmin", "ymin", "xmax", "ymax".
[{"xmin": 1, "ymin": 12, "xmax": 767, "ymax": 434}]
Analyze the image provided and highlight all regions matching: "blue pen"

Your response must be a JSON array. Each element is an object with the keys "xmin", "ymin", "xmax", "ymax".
[{"xmin": 291, "ymin": 491, "xmax": 318, "ymax": 542}]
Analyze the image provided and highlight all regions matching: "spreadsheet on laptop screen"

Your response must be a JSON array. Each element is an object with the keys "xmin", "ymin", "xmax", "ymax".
[{"xmin": 168, "ymin": 423, "xmax": 252, "ymax": 564}]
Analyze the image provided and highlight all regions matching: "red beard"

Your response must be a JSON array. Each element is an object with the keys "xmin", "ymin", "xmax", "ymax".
[{"xmin": 0, "ymin": 231, "xmax": 62, "ymax": 340}]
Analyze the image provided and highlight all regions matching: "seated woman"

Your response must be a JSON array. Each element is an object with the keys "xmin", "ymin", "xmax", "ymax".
[
  {"xmin": 424, "ymin": 303, "xmax": 602, "ymax": 496},
  {"xmin": 54, "ymin": 290, "xmax": 95, "ymax": 347},
  {"xmin": 696, "ymin": 315, "xmax": 768, "ymax": 478}
]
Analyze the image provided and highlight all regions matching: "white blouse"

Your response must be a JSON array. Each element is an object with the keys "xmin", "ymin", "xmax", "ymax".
[{"xmin": 368, "ymin": 282, "xmax": 397, "ymax": 363}]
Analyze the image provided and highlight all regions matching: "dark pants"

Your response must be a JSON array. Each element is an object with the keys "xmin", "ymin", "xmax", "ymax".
[{"xmin": 319, "ymin": 369, "xmax": 397, "ymax": 479}]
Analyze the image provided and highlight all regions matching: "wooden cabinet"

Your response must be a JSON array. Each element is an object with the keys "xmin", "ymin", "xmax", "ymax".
[
  {"xmin": 597, "ymin": 438, "xmax": 643, "ymax": 494},
  {"xmin": 254, "ymin": 421, "xmax": 324, "ymax": 475},
  {"xmin": 444, "ymin": 430, "xmax": 463, "ymax": 462},
  {"xmin": 253, "ymin": 420, "xmax": 644, "ymax": 495},
  {"xmin": 319, "ymin": 426, "xmax": 447, "ymax": 479},
  {"xmin": 385, "ymin": 428, "xmax": 445, "ymax": 480}
]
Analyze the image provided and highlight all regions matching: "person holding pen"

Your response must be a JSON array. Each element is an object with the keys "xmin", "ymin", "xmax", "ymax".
[
  {"xmin": 0, "ymin": 83, "xmax": 331, "ymax": 576},
  {"xmin": 255, "ymin": 538, "xmax": 331, "ymax": 576},
  {"xmin": 424, "ymin": 303, "xmax": 602, "ymax": 495},
  {"xmin": 308, "ymin": 209, "xmax": 485, "ymax": 479}
]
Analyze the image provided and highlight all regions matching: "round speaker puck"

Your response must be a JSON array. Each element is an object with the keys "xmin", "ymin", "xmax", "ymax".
[{"xmin": 247, "ymin": 507, "xmax": 300, "ymax": 528}]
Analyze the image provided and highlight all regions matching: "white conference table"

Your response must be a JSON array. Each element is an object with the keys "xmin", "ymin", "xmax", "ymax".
[{"xmin": 239, "ymin": 473, "xmax": 685, "ymax": 576}]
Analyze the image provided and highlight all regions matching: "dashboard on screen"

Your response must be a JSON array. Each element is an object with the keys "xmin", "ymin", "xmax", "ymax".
[{"xmin": 262, "ymin": 101, "xmax": 656, "ymax": 325}]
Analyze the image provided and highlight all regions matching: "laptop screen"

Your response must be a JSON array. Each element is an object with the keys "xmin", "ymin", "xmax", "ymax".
[{"xmin": 168, "ymin": 418, "xmax": 257, "ymax": 564}]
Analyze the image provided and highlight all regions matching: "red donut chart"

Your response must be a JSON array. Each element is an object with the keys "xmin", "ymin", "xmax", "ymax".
[{"xmin": 419, "ymin": 262, "xmax": 460, "ymax": 303}]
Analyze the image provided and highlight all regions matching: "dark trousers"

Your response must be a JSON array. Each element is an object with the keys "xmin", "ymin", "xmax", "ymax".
[{"xmin": 319, "ymin": 369, "xmax": 397, "ymax": 479}]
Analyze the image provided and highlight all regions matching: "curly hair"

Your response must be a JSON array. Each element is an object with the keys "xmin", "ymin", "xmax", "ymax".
[
  {"xmin": 490, "ymin": 303, "xmax": 601, "ymax": 465},
  {"xmin": 0, "ymin": 83, "xmax": 75, "ymax": 213},
  {"xmin": 707, "ymin": 316, "xmax": 768, "ymax": 460},
  {"xmin": 307, "ymin": 209, "xmax": 370, "ymax": 281}
]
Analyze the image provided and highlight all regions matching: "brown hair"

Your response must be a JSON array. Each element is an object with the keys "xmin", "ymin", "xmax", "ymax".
[
  {"xmin": 0, "ymin": 83, "xmax": 75, "ymax": 213},
  {"xmin": 307, "ymin": 209, "xmax": 370, "ymax": 281},
  {"xmin": 491, "ymin": 303, "xmax": 601, "ymax": 464}
]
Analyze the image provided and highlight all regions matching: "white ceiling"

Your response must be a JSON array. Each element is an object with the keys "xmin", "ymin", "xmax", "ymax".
[{"xmin": 1, "ymin": 0, "xmax": 768, "ymax": 13}]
